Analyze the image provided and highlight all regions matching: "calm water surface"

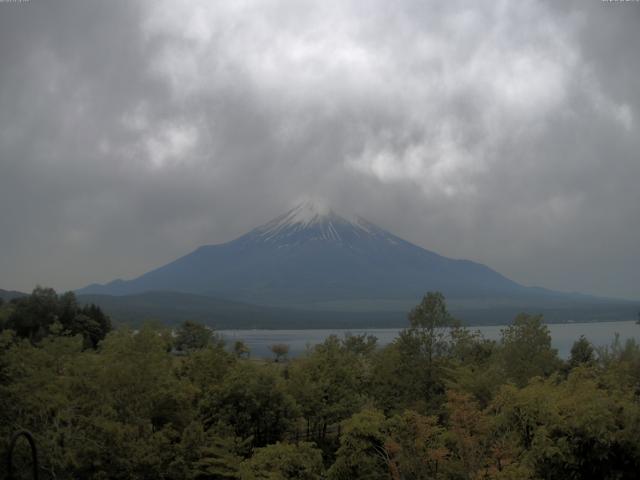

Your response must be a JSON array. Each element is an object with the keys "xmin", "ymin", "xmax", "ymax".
[{"xmin": 220, "ymin": 321, "xmax": 640, "ymax": 359}]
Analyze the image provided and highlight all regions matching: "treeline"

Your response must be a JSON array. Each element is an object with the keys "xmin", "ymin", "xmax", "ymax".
[
  {"xmin": 0, "ymin": 286, "xmax": 111, "ymax": 348},
  {"xmin": 1, "ymin": 291, "xmax": 640, "ymax": 479}
]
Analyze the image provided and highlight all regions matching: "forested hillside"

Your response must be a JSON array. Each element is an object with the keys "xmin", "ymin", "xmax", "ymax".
[{"xmin": 2, "ymin": 291, "xmax": 640, "ymax": 479}]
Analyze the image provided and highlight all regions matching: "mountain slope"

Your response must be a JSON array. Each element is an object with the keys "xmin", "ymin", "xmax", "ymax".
[
  {"xmin": 0, "ymin": 288, "xmax": 28, "ymax": 302},
  {"xmin": 79, "ymin": 201, "xmax": 533, "ymax": 305},
  {"xmin": 76, "ymin": 291, "xmax": 408, "ymax": 329},
  {"xmin": 76, "ymin": 290, "xmax": 637, "ymax": 329}
]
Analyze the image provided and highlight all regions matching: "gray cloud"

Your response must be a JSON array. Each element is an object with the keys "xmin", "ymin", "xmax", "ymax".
[{"xmin": 0, "ymin": 0, "xmax": 638, "ymax": 299}]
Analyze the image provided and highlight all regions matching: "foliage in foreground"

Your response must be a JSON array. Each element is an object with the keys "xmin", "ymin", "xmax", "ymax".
[{"xmin": 1, "ymin": 291, "xmax": 640, "ymax": 479}]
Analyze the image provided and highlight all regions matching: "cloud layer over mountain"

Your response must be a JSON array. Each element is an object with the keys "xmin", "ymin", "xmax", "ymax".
[{"xmin": 1, "ymin": 0, "xmax": 639, "ymax": 299}]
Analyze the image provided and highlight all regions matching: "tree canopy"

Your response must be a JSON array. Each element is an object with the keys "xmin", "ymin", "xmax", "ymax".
[
  {"xmin": 3, "ymin": 286, "xmax": 111, "ymax": 348},
  {"xmin": 1, "ymin": 290, "xmax": 640, "ymax": 479}
]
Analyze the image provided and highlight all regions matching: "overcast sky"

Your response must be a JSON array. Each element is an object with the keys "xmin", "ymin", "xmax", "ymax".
[{"xmin": 1, "ymin": 0, "xmax": 639, "ymax": 299}]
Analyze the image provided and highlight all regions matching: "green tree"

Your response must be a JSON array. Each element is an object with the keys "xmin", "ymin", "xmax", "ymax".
[
  {"xmin": 386, "ymin": 410, "xmax": 449, "ymax": 480},
  {"xmin": 270, "ymin": 343, "xmax": 290, "ymax": 362},
  {"xmin": 176, "ymin": 421, "xmax": 248, "ymax": 480},
  {"xmin": 175, "ymin": 320, "xmax": 218, "ymax": 352},
  {"xmin": 287, "ymin": 335, "xmax": 367, "ymax": 443},
  {"xmin": 330, "ymin": 407, "xmax": 449, "ymax": 480},
  {"xmin": 6, "ymin": 286, "xmax": 59, "ymax": 342},
  {"xmin": 76, "ymin": 303, "xmax": 112, "ymax": 348},
  {"xmin": 240, "ymin": 442, "xmax": 324, "ymax": 480},
  {"xmin": 233, "ymin": 340, "xmax": 251, "ymax": 358},
  {"xmin": 568, "ymin": 335, "xmax": 595, "ymax": 369},
  {"xmin": 447, "ymin": 328, "xmax": 502, "ymax": 407},
  {"xmin": 409, "ymin": 292, "xmax": 456, "ymax": 330},
  {"xmin": 328, "ymin": 409, "xmax": 390, "ymax": 480},
  {"xmin": 179, "ymin": 343, "xmax": 236, "ymax": 394},
  {"xmin": 201, "ymin": 363, "xmax": 298, "ymax": 447},
  {"xmin": 406, "ymin": 291, "xmax": 458, "ymax": 384},
  {"xmin": 341, "ymin": 332, "xmax": 377, "ymax": 356},
  {"xmin": 4, "ymin": 287, "xmax": 111, "ymax": 348},
  {"xmin": 443, "ymin": 390, "xmax": 490, "ymax": 478},
  {"xmin": 371, "ymin": 292, "xmax": 458, "ymax": 414},
  {"xmin": 0, "ymin": 299, "xmax": 12, "ymax": 331},
  {"xmin": 491, "ymin": 369, "xmax": 640, "ymax": 479},
  {"xmin": 500, "ymin": 313, "xmax": 560, "ymax": 386}
]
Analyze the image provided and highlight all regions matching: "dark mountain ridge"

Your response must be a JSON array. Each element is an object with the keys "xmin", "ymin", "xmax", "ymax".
[{"xmin": 0, "ymin": 288, "xmax": 28, "ymax": 302}]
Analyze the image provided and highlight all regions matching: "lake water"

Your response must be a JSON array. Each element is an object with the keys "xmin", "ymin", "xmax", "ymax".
[{"xmin": 220, "ymin": 321, "xmax": 640, "ymax": 359}]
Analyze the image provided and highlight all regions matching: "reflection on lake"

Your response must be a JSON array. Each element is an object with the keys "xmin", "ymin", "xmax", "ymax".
[{"xmin": 220, "ymin": 321, "xmax": 640, "ymax": 359}]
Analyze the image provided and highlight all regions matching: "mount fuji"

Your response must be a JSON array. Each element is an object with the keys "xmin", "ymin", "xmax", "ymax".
[{"xmin": 77, "ymin": 202, "xmax": 635, "ymax": 327}]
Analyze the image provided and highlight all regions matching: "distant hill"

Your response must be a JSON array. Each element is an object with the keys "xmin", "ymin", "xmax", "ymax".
[
  {"xmin": 0, "ymin": 288, "xmax": 27, "ymax": 302},
  {"xmin": 76, "ymin": 291, "xmax": 637, "ymax": 330},
  {"xmin": 78, "ymin": 201, "xmax": 638, "ymax": 327},
  {"xmin": 77, "ymin": 291, "xmax": 408, "ymax": 329}
]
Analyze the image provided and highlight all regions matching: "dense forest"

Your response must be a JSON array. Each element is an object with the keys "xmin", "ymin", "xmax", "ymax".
[{"xmin": 2, "ymin": 289, "xmax": 640, "ymax": 479}]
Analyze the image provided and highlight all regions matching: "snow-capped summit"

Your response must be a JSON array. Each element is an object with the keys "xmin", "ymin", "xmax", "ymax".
[
  {"xmin": 253, "ymin": 201, "xmax": 380, "ymax": 245},
  {"xmin": 275, "ymin": 200, "xmax": 334, "ymax": 227},
  {"xmin": 257, "ymin": 201, "xmax": 339, "ymax": 235}
]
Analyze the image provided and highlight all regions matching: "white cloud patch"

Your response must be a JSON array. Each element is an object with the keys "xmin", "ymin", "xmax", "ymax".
[
  {"xmin": 144, "ymin": 122, "xmax": 199, "ymax": 169},
  {"xmin": 140, "ymin": 0, "xmax": 586, "ymax": 191}
]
